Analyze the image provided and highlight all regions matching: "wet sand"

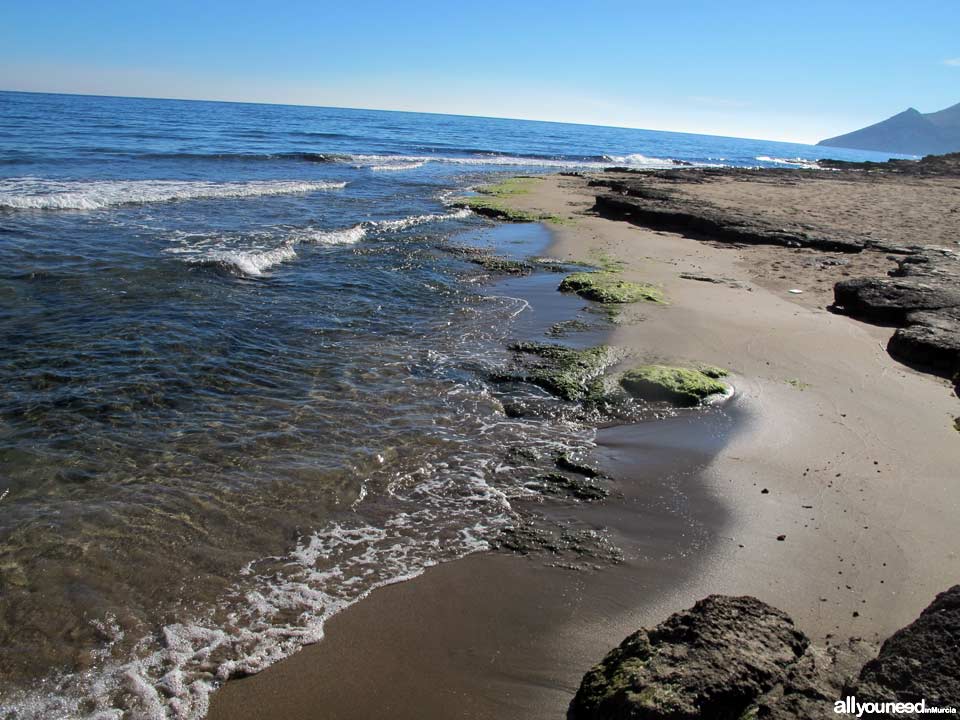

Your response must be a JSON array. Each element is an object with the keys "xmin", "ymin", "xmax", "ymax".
[{"xmin": 210, "ymin": 173, "xmax": 960, "ymax": 719}]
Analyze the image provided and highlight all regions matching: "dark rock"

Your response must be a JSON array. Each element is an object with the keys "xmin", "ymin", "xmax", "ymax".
[
  {"xmin": 833, "ymin": 249, "xmax": 960, "ymax": 379},
  {"xmin": 556, "ymin": 452, "xmax": 603, "ymax": 478},
  {"xmin": 833, "ymin": 277, "xmax": 960, "ymax": 323},
  {"xmin": 888, "ymin": 313, "xmax": 960, "ymax": 373},
  {"xmin": 527, "ymin": 472, "xmax": 607, "ymax": 502},
  {"xmin": 590, "ymin": 180, "xmax": 866, "ymax": 253},
  {"xmin": 569, "ymin": 595, "xmax": 808, "ymax": 720},
  {"xmin": 848, "ymin": 585, "xmax": 960, "ymax": 713}
]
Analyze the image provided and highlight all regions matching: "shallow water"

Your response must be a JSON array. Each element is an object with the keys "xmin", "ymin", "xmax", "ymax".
[{"xmin": 0, "ymin": 91, "xmax": 898, "ymax": 718}]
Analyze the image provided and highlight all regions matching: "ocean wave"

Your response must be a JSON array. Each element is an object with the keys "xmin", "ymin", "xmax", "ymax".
[
  {"xmin": 296, "ymin": 225, "xmax": 368, "ymax": 245},
  {"xmin": 347, "ymin": 152, "xmax": 713, "ymax": 171},
  {"xmin": 166, "ymin": 209, "xmax": 472, "ymax": 277},
  {"xmin": 369, "ymin": 208, "xmax": 472, "ymax": 232},
  {"xmin": 0, "ymin": 178, "xmax": 348, "ymax": 211},
  {"xmin": 755, "ymin": 155, "xmax": 820, "ymax": 169},
  {"xmin": 195, "ymin": 244, "xmax": 298, "ymax": 277},
  {"xmin": 368, "ymin": 161, "xmax": 428, "ymax": 172}
]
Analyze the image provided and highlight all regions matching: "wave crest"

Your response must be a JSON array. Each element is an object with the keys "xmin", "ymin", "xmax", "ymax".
[{"xmin": 0, "ymin": 178, "xmax": 347, "ymax": 211}]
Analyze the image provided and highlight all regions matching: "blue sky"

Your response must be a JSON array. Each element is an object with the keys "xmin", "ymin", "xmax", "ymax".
[{"xmin": 1, "ymin": 0, "xmax": 958, "ymax": 143}]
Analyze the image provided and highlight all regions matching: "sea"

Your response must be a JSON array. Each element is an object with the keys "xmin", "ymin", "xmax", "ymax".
[{"xmin": 0, "ymin": 90, "xmax": 899, "ymax": 719}]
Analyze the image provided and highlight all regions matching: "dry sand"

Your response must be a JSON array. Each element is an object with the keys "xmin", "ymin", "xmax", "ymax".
[{"xmin": 209, "ymin": 173, "xmax": 960, "ymax": 719}]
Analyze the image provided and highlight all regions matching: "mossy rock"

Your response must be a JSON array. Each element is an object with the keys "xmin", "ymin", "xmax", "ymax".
[
  {"xmin": 697, "ymin": 364, "xmax": 729, "ymax": 379},
  {"xmin": 492, "ymin": 342, "xmax": 612, "ymax": 402},
  {"xmin": 620, "ymin": 365, "xmax": 729, "ymax": 406},
  {"xmin": 468, "ymin": 255, "xmax": 534, "ymax": 275},
  {"xmin": 559, "ymin": 272, "xmax": 664, "ymax": 304}
]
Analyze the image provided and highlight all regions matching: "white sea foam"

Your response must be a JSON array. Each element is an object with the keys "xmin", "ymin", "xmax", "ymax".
[
  {"xmin": 0, "ymin": 178, "xmax": 347, "ymax": 211},
  {"xmin": 165, "ymin": 209, "xmax": 472, "ymax": 277},
  {"xmin": 755, "ymin": 156, "xmax": 820, "ymax": 169},
  {"xmin": 203, "ymin": 244, "xmax": 298, "ymax": 276},
  {"xmin": 348, "ymin": 153, "xmax": 694, "ymax": 171},
  {"xmin": 296, "ymin": 225, "xmax": 368, "ymax": 245},
  {"xmin": 367, "ymin": 160, "xmax": 428, "ymax": 172},
  {"xmin": 369, "ymin": 208, "xmax": 472, "ymax": 232}
]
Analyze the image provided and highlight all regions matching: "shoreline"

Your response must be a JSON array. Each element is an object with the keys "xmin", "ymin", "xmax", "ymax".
[{"xmin": 209, "ymin": 170, "xmax": 960, "ymax": 718}]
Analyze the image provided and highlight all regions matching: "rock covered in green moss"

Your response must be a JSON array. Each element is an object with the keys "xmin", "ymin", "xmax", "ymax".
[
  {"xmin": 467, "ymin": 255, "xmax": 534, "ymax": 275},
  {"xmin": 559, "ymin": 271, "xmax": 664, "ymax": 304},
  {"xmin": 620, "ymin": 365, "xmax": 729, "ymax": 406},
  {"xmin": 569, "ymin": 595, "xmax": 809, "ymax": 720},
  {"xmin": 491, "ymin": 342, "xmax": 612, "ymax": 402},
  {"xmin": 697, "ymin": 364, "xmax": 729, "ymax": 379}
]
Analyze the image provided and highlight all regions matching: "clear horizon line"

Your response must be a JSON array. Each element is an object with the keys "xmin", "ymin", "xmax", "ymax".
[{"xmin": 0, "ymin": 87, "xmax": 820, "ymax": 147}]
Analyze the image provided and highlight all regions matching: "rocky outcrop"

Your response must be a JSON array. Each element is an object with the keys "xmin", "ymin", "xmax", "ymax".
[
  {"xmin": 570, "ymin": 587, "xmax": 960, "ymax": 720},
  {"xmin": 833, "ymin": 247, "xmax": 960, "ymax": 381},
  {"xmin": 591, "ymin": 178, "xmax": 870, "ymax": 254},
  {"xmin": 569, "ymin": 595, "xmax": 809, "ymax": 719}
]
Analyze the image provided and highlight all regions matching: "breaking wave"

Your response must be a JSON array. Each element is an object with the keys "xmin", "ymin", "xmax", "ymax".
[
  {"xmin": 0, "ymin": 178, "xmax": 347, "ymax": 211},
  {"xmin": 167, "ymin": 209, "xmax": 474, "ymax": 277},
  {"xmin": 755, "ymin": 156, "xmax": 821, "ymax": 169}
]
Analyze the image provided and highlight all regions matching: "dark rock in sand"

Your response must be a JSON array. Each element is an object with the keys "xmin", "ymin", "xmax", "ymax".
[
  {"xmin": 833, "ymin": 248, "xmax": 960, "ymax": 379},
  {"xmin": 589, "ymin": 174, "xmax": 868, "ymax": 254},
  {"xmin": 571, "ymin": 587, "xmax": 960, "ymax": 720},
  {"xmin": 847, "ymin": 585, "xmax": 960, "ymax": 713},
  {"xmin": 833, "ymin": 277, "xmax": 960, "ymax": 323},
  {"xmin": 569, "ymin": 595, "xmax": 808, "ymax": 720}
]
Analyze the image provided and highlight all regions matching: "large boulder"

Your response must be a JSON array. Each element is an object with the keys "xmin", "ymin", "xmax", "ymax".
[{"xmin": 568, "ymin": 595, "xmax": 808, "ymax": 719}]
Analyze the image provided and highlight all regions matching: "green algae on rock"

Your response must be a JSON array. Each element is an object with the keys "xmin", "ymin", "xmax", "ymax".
[
  {"xmin": 491, "ymin": 342, "xmax": 613, "ymax": 402},
  {"xmin": 452, "ymin": 195, "xmax": 568, "ymax": 224},
  {"xmin": 467, "ymin": 255, "xmax": 534, "ymax": 275},
  {"xmin": 474, "ymin": 176, "xmax": 540, "ymax": 197},
  {"xmin": 451, "ymin": 177, "xmax": 571, "ymax": 224},
  {"xmin": 620, "ymin": 365, "xmax": 729, "ymax": 406},
  {"xmin": 696, "ymin": 364, "xmax": 729, "ymax": 379},
  {"xmin": 559, "ymin": 271, "xmax": 664, "ymax": 304}
]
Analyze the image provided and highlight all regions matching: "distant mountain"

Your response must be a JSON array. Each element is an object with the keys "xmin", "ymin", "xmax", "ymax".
[{"xmin": 818, "ymin": 102, "xmax": 960, "ymax": 155}]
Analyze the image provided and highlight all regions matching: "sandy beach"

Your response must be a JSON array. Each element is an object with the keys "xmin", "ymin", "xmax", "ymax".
[{"xmin": 209, "ymin": 171, "xmax": 960, "ymax": 719}]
